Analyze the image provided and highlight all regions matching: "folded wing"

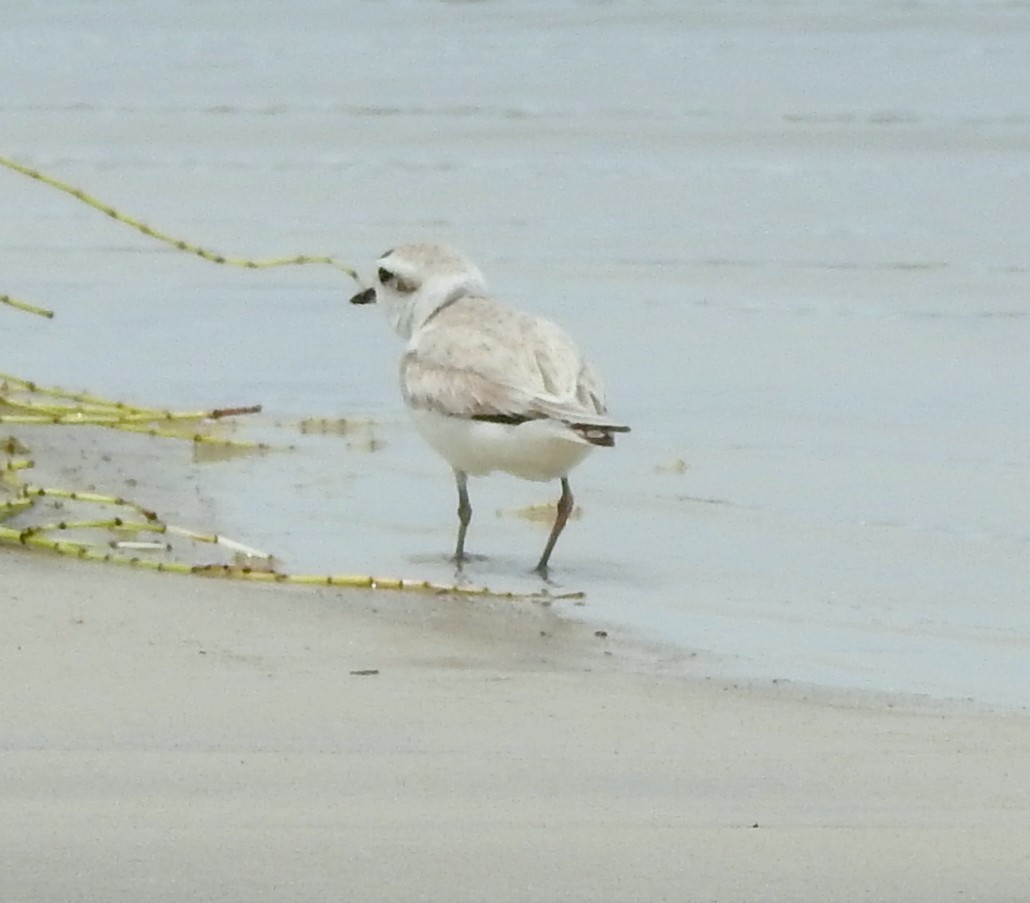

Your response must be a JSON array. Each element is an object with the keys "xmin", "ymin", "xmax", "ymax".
[{"xmin": 401, "ymin": 296, "xmax": 629, "ymax": 433}]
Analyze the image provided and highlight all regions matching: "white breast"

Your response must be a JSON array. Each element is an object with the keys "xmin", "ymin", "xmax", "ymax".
[{"xmin": 408, "ymin": 408, "xmax": 594, "ymax": 482}]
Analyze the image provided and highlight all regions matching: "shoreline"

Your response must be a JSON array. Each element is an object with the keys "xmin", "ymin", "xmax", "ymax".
[
  {"xmin": 3, "ymin": 549, "xmax": 1029, "ymax": 902},
  {"xmin": 8, "ymin": 539, "xmax": 1019, "ymax": 718}
]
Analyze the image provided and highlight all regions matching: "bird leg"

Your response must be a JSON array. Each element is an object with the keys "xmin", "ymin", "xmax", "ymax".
[
  {"xmin": 453, "ymin": 470, "xmax": 472, "ymax": 568},
  {"xmin": 535, "ymin": 477, "xmax": 573, "ymax": 578}
]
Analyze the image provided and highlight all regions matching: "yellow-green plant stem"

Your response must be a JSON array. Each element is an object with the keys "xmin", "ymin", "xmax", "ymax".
[
  {"xmin": 1, "ymin": 374, "xmax": 265, "ymax": 447},
  {"xmin": 19, "ymin": 485, "xmax": 160, "ymax": 521},
  {"xmin": 2, "ymin": 469, "xmax": 561, "ymax": 599},
  {"xmin": 14, "ymin": 518, "xmax": 163, "ymax": 540},
  {"xmin": 0, "ymin": 158, "xmax": 569, "ymax": 601},
  {"xmin": 1, "ymin": 373, "xmax": 169, "ymax": 412},
  {"xmin": 1, "ymin": 293, "xmax": 54, "ymax": 318},
  {"xmin": 1, "ymin": 527, "xmax": 563, "ymax": 599},
  {"xmin": 0, "ymin": 154, "xmax": 361, "ymax": 283}
]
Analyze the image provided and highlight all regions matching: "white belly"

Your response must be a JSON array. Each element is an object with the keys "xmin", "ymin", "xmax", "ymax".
[{"xmin": 409, "ymin": 408, "xmax": 593, "ymax": 482}]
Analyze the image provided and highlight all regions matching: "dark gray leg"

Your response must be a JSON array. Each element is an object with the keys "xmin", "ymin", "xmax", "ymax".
[
  {"xmin": 535, "ymin": 477, "xmax": 573, "ymax": 578},
  {"xmin": 453, "ymin": 470, "xmax": 472, "ymax": 567}
]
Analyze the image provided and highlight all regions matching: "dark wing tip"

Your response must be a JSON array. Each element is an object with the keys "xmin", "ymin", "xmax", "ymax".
[{"xmin": 570, "ymin": 423, "xmax": 628, "ymax": 447}]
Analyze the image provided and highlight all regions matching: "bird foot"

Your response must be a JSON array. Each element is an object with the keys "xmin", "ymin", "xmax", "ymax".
[
  {"xmin": 533, "ymin": 563, "xmax": 557, "ymax": 585},
  {"xmin": 451, "ymin": 552, "xmax": 487, "ymax": 566},
  {"xmin": 451, "ymin": 552, "xmax": 487, "ymax": 582}
]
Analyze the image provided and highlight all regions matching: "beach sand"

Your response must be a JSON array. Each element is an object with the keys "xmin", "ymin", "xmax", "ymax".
[
  {"xmin": 4, "ymin": 1, "xmax": 1030, "ymax": 897},
  {"xmin": 3, "ymin": 552, "xmax": 1028, "ymax": 902}
]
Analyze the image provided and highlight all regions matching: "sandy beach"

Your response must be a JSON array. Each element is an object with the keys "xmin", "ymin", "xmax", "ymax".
[
  {"xmin": 5, "ymin": 0, "xmax": 1029, "ymax": 705},
  {"xmin": 3, "ymin": 552, "xmax": 1028, "ymax": 902},
  {"xmin": 4, "ymin": 0, "xmax": 1030, "ymax": 897}
]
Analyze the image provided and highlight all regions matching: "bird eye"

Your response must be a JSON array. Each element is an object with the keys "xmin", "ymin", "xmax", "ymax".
[{"xmin": 378, "ymin": 266, "xmax": 417, "ymax": 294}]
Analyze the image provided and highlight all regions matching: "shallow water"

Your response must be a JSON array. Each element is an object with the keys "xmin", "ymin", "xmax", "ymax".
[{"xmin": 3, "ymin": 0, "xmax": 1029, "ymax": 709}]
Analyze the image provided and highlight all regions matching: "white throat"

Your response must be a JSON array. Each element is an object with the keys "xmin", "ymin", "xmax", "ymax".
[{"xmin": 384, "ymin": 271, "xmax": 485, "ymax": 340}]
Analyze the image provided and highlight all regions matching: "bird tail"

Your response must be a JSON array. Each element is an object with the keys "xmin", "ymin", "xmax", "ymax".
[{"xmin": 569, "ymin": 422, "xmax": 630, "ymax": 448}]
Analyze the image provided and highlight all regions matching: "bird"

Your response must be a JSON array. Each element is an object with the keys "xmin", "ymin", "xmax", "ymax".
[{"xmin": 349, "ymin": 242, "xmax": 628, "ymax": 577}]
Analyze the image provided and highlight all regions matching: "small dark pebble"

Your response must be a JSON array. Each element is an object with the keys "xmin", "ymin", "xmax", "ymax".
[
  {"xmin": 594, "ymin": 630, "xmax": 608, "ymax": 638},
  {"xmin": 349, "ymin": 669, "xmax": 379, "ymax": 676}
]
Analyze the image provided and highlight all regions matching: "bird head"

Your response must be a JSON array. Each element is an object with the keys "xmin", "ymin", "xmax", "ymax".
[{"xmin": 349, "ymin": 243, "xmax": 487, "ymax": 340}]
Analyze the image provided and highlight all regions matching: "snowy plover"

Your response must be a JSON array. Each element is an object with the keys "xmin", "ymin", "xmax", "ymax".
[{"xmin": 350, "ymin": 243, "xmax": 628, "ymax": 577}]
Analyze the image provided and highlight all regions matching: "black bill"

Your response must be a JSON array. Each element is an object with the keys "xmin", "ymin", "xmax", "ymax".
[{"xmin": 349, "ymin": 287, "xmax": 377, "ymax": 305}]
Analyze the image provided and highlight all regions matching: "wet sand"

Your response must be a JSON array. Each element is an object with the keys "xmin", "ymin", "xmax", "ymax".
[
  {"xmin": 4, "ymin": 2, "xmax": 1030, "ymax": 896},
  {"xmin": 4, "ymin": 0, "xmax": 1029, "ymax": 704},
  {"xmin": 3, "ymin": 551, "xmax": 1029, "ymax": 902}
]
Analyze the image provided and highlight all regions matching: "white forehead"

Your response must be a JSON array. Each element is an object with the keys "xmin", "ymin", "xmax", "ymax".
[{"xmin": 377, "ymin": 243, "xmax": 484, "ymax": 283}]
